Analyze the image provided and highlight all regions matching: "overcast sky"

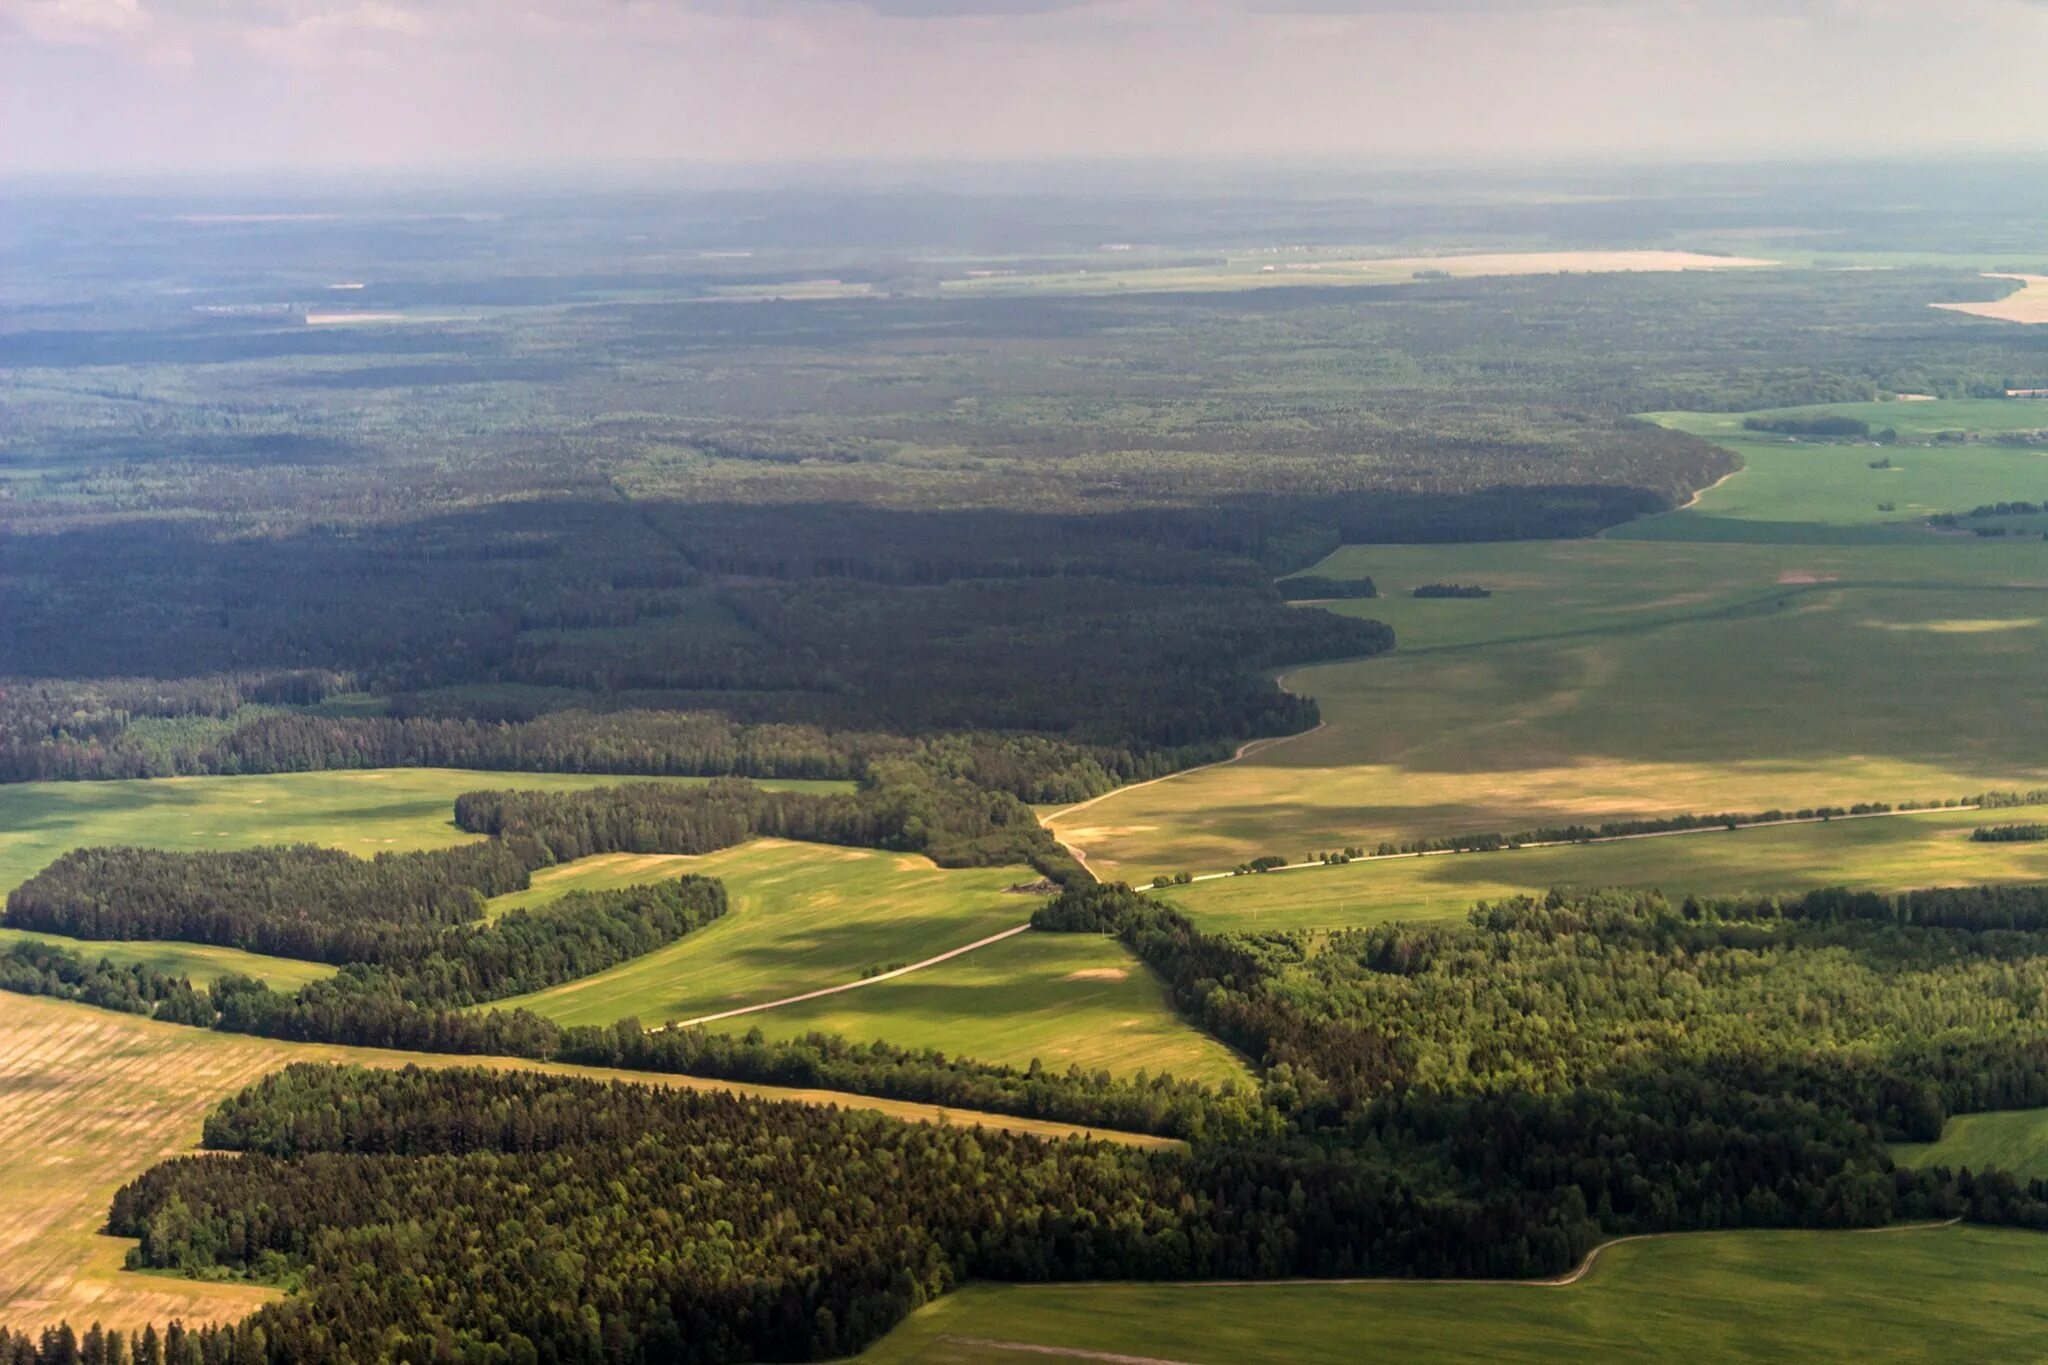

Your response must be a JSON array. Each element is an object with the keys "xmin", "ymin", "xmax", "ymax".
[{"xmin": 3, "ymin": 0, "xmax": 2045, "ymax": 174}]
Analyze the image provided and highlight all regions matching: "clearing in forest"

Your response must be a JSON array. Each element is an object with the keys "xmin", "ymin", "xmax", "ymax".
[
  {"xmin": 1892, "ymin": 1107, "xmax": 2048, "ymax": 1181},
  {"xmin": 1931, "ymin": 274, "xmax": 2048, "ymax": 324},
  {"xmin": 741, "ymin": 929, "xmax": 1249, "ymax": 1085},
  {"xmin": 488, "ymin": 841, "xmax": 1036, "ymax": 1028}
]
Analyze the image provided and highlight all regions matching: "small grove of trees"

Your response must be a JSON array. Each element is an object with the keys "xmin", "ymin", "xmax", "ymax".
[
  {"xmin": 1411, "ymin": 583, "xmax": 1490, "ymax": 599},
  {"xmin": 1275, "ymin": 576, "xmax": 1378, "ymax": 601},
  {"xmin": 1972, "ymin": 824, "xmax": 2048, "ymax": 843},
  {"xmin": 1743, "ymin": 413, "xmax": 1871, "ymax": 437}
]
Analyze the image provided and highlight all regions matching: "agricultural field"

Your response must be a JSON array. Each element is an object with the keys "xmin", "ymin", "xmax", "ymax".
[
  {"xmin": 1160, "ymin": 806, "xmax": 2048, "ymax": 933},
  {"xmin": 0, "ymin": 927, "xmax": 335, "ymax": 991},
  {"xmin": 0, "ymin": 991, "xmax": 1175, "ymax": 1335},
  {"xmin": 1932, "ymin": 273, "xmax": 2048, "ymax": 325},
  {"xmin": 860, "ymin": 1224, "xmax": 2048, "ymax": 1364},
  {"xmin": 1894, "ymin": 1108, "xmax": 2048, "ymax": 1181},
  {"xmin": 489, "ymin": 846, "xmax": 1235, "ymax": 1080},
  {"xmin": 741, "ymin": 929, "xmax": 1249, "ymax": 1085},
  {"xmin": 488, "ymin": 841, "xmax": 1039, "ymax": 1029},
  {"xmin": 1054, "ymin": 400, "xmax": 2048, "ymax": 882},
  {"xmin": 0, "ymin": 768, "xmax": 851, "ymax": 896},
  {"xmin": 937, "ymin": 247, "xmax": 1780, "ymax": 298}
]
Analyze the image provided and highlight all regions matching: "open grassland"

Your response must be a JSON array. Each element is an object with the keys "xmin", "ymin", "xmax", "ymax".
[
  {"xmin": 1625, "ymin": 402, "xmax": 2048, "ymax": 544},
  {"xmin": 0, "ymin": 769, "xmax": 850, "ymax": 896},
  {"xmin": 1055, "ymin": 574, "xmax": 2048, "ymax": 879},
  {"xmin": 1309, "ymin": 536, "xmax": 2048, "ymax": 653},
  {"xmin": 489, "ymin": 842, "xmax": 1034, "ymax": 1028},
  {"xmin": 0, "ymin": 993, "xmax": 1176, "ymax": 1335},
  {"xmin": 1060, "ymin": 404, "xmax": 2048, "ymax": 882},
  {"xmin": 860, "ymin": 1224, "xmax": 2048, "ymax": 1364},
  {"xmin": 1894, "ymin": 1109, "xmax": 2048, "ymax": 1181},
  {"xmin": 1162, "ymin": 807, "xmax": 2048, "ymax": 932},
  {"xmin": 0, "ymin": 928, "xmax": 335, "ymax": 992},
  {"xmin": 1932, "ymin": 273, "xmax": 2048, "ymax": 324},
  {"xmin": 739, "ymin": 930, "xmax": 1249, "ymax": 1086}
]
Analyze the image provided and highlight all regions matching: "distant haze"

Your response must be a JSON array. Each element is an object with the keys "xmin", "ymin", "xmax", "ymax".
[{"xmin": 3, "ymin": 0, "xmax": 2046, "ymax": 174}]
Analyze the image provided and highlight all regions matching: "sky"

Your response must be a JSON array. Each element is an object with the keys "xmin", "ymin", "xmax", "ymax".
[{"xmin": 2, "ymin": 0, "xmax": 2046, "ymax": 174}]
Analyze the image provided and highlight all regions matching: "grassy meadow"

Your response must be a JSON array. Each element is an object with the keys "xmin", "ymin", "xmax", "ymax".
[
  {"xmin": 1894, "ymin": 1109, "xmax": 2048, "ymax": 1181},
  {"xmin": 859, "ymin": 1224, "xmax": 2048, "ymax": 1364},
  {"xmin": 488, "ymin": 842, "xmax": 1036, "ymax": 1028},
  {"xmin": 0, "ymin": 768, "xmax": 851, "ymax": 896},
  {"xmin": 1056, "ymin": 398, "xmax": 2048, "ymax": 882},
  {"xmin": 740, "ymin": 929, "xmax": 1249, "ymax": 1085},
  {"xmin": 1160, "ymin": 807, "xmax": 2048, "ymax": 933}
]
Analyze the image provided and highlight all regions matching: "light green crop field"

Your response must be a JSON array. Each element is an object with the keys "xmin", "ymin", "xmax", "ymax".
[
  {"xmin": 0, "ymin": 769, "xmax": 851, "ymax": 896},
  {"xmin": 489, "ymin": 842, "xmax": 1035, "ymax": 1028},
  {"xmin": 1056, "ymin": 399, "xmax": 2048, "ymax": 882},
  {"xmin": 1160, "ymin": 807, "xmax": 2048, "ymax": 932},
  {"xmin": 1894, "ymin": 1109, "xmax": 2048, "ymax": 1181},
  {"xmin": 861, "ymin": 1224, "xmax": 2048, "ymax": 1364},
  {"xmin": 739, "ymin": 929, "xmax": 1249, "ymax": 1085},
  {"xmin": 1055, "ymin": 576, "xmax": 2048, "ymax": 879},
  {"xmin": 0, "ymin": 927, "xmax": 337, "ymax": 992},
  {"xmin": 1617, "ymin": 403, "xmax": 2048, "ymax": 544}
]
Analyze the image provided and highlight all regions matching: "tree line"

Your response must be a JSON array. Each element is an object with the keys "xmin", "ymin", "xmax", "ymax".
[{"xmin": 0, "ymin": 692, "xmax": 1225, "ymax": 807}]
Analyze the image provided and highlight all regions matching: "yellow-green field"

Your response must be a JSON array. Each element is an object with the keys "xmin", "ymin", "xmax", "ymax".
[
  {"xmin": 861, "ymin": 1224, "xmax": 2048, "ymax": 1363},
  {"xmin": 1055, "ymin": 403, "xmax": 2048, "ymax": 883},
  {"xmin": 1894, "ymin": 1108, "xmax": 2048, "ymax": 1181},
  {"xmin": 741, "ymin": 929, "xmax": 1249, "ymax": 1085},
  {"xmin": 0, "ymin": 992, "xmax": 1176, "ymax": 1334},
  {"xmin": 1161, "ymin": 807, "xmax": 2048, "ymax": 932},
  {"xmin": 489, "ymin": 842, "xmax": 1036, "ymax": 1028},
  {"xmin": 0, "ymin": 768, "xmax": 850, "ymax": 895},
  {"xmin": 0, "ymin": 927, "xmax": 336, "ymax": 991}
]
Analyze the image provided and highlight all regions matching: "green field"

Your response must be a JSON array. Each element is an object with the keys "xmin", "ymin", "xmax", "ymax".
[
  {"xmin": 1056, "ymin": 574, "xmax": 2048, "ymax": 879},
  {"xmin": 490, "ymin": 842, "xmax": 1037, "ymax": 1028},
  {"xmin": 742, "ymin": 929, "xmax": 1249, "ymax": 1085},
  {"xmin": 0, "ymin": 927, "xmax": 336, "ymax": 992},
  {"xmin": 1894, "ymin": 1109, "xmax": 2048, "ymax": 1181},
  {"xmin": 1055, "ymin": 398, "xmax": 2048, "ymax": 882},
  {"xmin": 1162, "ymin": 807, "xmax": 2048, "ymax": 932},
  {"xmin": 860, "ymin": 1224, "xmax": 2048, "ymax": 1363},
  {"xmin": 0, "ymin": 768, "xmax": 851, "ymax": 896},
  {"xmin": 1622, "ymin": 402, "xmax": 2048, "ymax": 544}
]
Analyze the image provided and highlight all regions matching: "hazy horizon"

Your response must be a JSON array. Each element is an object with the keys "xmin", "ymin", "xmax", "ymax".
[{"xmin": 4, "ymin": 0, "xmax": 2046, "ymax": 176}]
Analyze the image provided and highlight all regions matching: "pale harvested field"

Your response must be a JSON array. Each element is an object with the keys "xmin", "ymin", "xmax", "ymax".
[
  {"xmin": 0, "ymin": 995, "xmax": 1174, "ymax": 1334},
  {"xmin": 301, "ymin": 312, "xmax": 408, "ymax": 325},
  {"xmin": 1931, "ymin": 274, "xmax": 2048, "ymax": 324},
  {"xmin": 1332, "ymin": 250, "xmax": 1778, "ymax": 278}
]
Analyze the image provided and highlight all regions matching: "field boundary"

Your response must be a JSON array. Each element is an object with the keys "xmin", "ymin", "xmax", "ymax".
[
  {"xmin": 1140, "ymin": 799, "xmax": 1993, "ymax": 892},
  {"xmin": 660, "ymin": 923, "xmax": 1033, "ymax": 1029},
  {"xmin": 1040, "ymin": 1218, "xmax": 1965, "ymax": 1292}
]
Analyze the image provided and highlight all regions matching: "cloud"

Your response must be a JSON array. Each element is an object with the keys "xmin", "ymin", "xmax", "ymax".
[
  {"xmin": 3, "ymin": 0, "xmax": 2046, "ymax": 172},
  {"xmin": 2, "ymin": 0, "xmax": 148, "ymax": 44}
]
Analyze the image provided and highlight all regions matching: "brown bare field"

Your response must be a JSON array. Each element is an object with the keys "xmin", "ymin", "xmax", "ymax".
[
  {"xmin": 1932, "ymin": 274, "xmax": 2048, "ymax": 324},
  {"xmin": 0, "ymin": 995, "xmax": 1175, "ymax": 1334}
]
